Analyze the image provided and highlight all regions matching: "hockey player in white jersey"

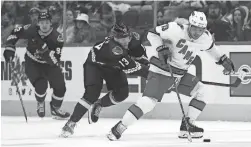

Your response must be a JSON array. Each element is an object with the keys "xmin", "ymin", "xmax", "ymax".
[{"xmin": 107, "ymin": 11, "xmax": 235, "ymax": 140}]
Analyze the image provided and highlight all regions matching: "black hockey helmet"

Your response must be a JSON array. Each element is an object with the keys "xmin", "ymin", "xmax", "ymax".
[
  {"xmin": 38, "ymin": 11, "xmax": 52, "ymax": 21},
  {"xmin": 111, "ymin": 22, "xmax": 131, "ymax": 38}
]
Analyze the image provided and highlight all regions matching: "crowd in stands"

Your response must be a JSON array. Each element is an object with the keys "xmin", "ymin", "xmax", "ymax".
[{"xmin": 1, "ymin": 1, "xmax": 251, "ymax": 47}]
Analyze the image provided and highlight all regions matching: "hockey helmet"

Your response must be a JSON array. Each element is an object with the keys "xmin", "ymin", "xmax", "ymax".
[
  {"xmin": 189, "ymin": 11, "xmax": 207, "ymax": 28},
  {"xmin": 111, "ymin": 22, "xmax": 131, "ymax": 38},
  {"xmin": 38, "ymin": 11, "xmax": 52, "ymax": 21}
]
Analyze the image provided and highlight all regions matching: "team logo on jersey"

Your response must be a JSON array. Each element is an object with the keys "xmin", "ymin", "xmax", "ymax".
[
  {"xmin": 57, "ymin": 34, "xmax": 64, "ymax": 42},
  {"xmin": 230, "ymin": 52, "xmax": 251, "ymax": 97},
  {"xmin": 132, "ymin": 32, "xmax": 140, "ymax": 40},
  {"xmin": 24, "ymin": 24, "xmax": 31, "ymax": 30},
  {"xmin": 112, "ymin": 46, "xmax": 123, "ymax": 55}
]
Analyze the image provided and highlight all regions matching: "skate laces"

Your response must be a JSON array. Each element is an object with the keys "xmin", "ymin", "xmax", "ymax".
[
  {"xmin": 116, "ymin": 122, "xmax": 127, "ymax": 134},
  {"xmin": 67, "ymin": 121, "xmax": 76, "ymax": 128},
  {"xmin": 37, "ymin": 102, "xmax": 44, "ymax": 112},
  {"xmin": 188, "ymin": 119, "xmax": 199, "ymax": 129},
  {"xmin": 57, "ymin": 109, "xmax": 67, "ymax": 115},
  {"xmin": 94, "ymin": 104, "xmax": 102, "ymax": 116}
]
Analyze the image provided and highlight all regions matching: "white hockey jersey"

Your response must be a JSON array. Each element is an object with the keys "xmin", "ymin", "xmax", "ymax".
[{"xmin": 147, "ymin": 22, "xmax": 222, "ymax": 77}]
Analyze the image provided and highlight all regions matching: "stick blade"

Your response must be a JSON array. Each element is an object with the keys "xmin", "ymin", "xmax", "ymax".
[{"xmin": 232, "ymin": 78, "xmax": 242, "ymax": 87}]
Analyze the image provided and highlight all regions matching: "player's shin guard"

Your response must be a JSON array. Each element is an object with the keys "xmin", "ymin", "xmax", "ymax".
[
  {"xmin": 35, "ymin": 91, "xmax": 47, "ymax": 118},
  {"xmin": 50, "ymin": 93, "xmax": 70, "ymax": 119},
  {"xmin": 71, "ymin": 98, "xmax": 91, "ymax": 122}
]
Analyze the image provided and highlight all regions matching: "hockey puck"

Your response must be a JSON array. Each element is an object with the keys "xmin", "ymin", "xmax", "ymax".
[{"xmin": 203, "ymin": 139, "xmax": 211, "ymax": 142}]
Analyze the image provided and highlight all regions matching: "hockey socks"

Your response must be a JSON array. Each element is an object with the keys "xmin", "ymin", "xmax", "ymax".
[
  {"xmin": 122, "ymin": 104, "xmax": 143, "ymax": 126},
  {"xmin": 100, "ymin": 91, "xmax": 118, "ymax": 107},
  {"xmin": 51, "ymin": 93, "xmax": 64, "ymax": 108},
  {"xmin": 188, "ymin": 98, "xmax": 206, "ymax": 121},
  {"xmin": 35, "ymin": 91, "xmax": 46, "ymax": 102},
  {"xmin": 70, "ymin": 98, "xmax": 90, "ymax": 122}
]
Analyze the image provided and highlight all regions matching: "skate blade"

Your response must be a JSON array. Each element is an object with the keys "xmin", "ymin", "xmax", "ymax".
[
  {"xmin": 107, "ymin": 132, "xmax": 118, "ymax": 141},
  {"xmin": 52, "ymin": 115, "xmax": 69, "ymax": 120},
  {"xmin": 59, "ymin": 131, "xmax": 72, "ymax": 138},
  {"xmin": 178, "ymin": 131, "xmax": 203, "ymax": 139}
]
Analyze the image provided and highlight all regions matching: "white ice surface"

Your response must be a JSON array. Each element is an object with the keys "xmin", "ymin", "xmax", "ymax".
[{"xmin": 1, "ymin": 117, "xmax": 251, "ymax": 147}]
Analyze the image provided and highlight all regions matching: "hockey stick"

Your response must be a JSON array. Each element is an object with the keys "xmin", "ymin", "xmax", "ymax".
[
  {"xmin": 201, "ymin": 68, "xmax": 248, "ymax": 87},
  {"xmin": 167, "ymin": 63, "xmax": 192, "ymax": 142},
  {"xmin": 201, "ymin": 78, "xmax": 241, "ymax": 87},
  {"xmin": 9, "ymin": 58, "xmax": 28, "ymax": 123}
]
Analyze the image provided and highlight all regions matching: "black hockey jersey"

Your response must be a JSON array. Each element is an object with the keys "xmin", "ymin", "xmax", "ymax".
[
  {"xmin": 5, "ymin": 24, "xmax": 64, "ymax": 65},
  {"xmin": 87, "ymin": 32, "xmax": 149, "ymax": 75}
]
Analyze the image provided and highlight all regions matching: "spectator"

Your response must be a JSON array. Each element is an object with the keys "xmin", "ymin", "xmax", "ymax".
[
  {"xmin": 74, "ymin": 4, "xmax": 88, "ymax": 16},
  {"xmin": 1, "ymin": 13, "xmax": 15, "ymax": 46},
  {"xmin": 73, "ymin": 13, "xmax": 96, "ymax": 44},
  {"xmin": 230, "ymin": 7, "xmax": 247, "ymax": 41},
  {"xmin": 15, "ymin": 1, "xmax": 30, "ymax": 25},
  {"xmin": 157, "ymin": 9, "xmax": 165, "ymax": 26},
  {"xmin": 243, "ymin": 18, "xmax": 251, "ymax": 41},
  {"xmin": 1, "ymin": 1, "xmax": 17, "ymax": 19},
  {"xmin": 207, "ymin": 1, "xmax": 232, "ymax": 41},
  {"xmin": 28, "ymin": 7, "xmax": 40, "ymax": 25},
  {"xmin": 99, "ymin": 2, "xmax": 116, "ymax": 34},
  {"xmin": 49, "ymin": 5, "xmax": 62, "ymax": 29},
  {"xmin": 57, "ymin": 9, "xmax": 75, "ymax": 43}
]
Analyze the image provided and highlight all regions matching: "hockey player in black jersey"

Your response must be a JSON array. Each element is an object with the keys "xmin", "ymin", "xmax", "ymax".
[
  {"xmin": 60, "ymin": 22, "xmax": 149, "ymax": 137},
  {"xmin": 3, "ymin": 12, "xmax": 70, "ymax": 119}
]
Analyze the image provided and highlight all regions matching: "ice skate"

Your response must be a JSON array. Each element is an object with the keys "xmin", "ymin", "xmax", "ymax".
[
  {"xmin": 178, "ymin": 117, "xmax": 204, "ymax": 138},
  {"xmin": 60, "ymin": 120, "xmax": 76, "ymax": 138},
  {"xmin": 50, "ymin": 102, "xmax": 70, "ymax": 120},
  {"xmin": 37, "ymin": 101, "xmax": 45, "ymax": 118},
  {"xmin": 107, "ymin": 121, "xmax": 127, "ymax": 141},
  {"xmin": 88, "ymin": 100, "xmax": 102, "ymax": 124}
]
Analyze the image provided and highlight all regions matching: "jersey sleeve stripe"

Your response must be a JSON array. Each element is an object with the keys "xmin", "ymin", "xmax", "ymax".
[
  {"xmin": 205, "ymin": 41, "xmax": 215, "ymax": 51},
  {"xmin": 148, "ymin": 28, "xmax": 160, "ymax": 36}
]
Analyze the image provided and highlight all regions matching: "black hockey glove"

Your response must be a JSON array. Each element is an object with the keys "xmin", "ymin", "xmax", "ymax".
[
  {"xmin": 3, "ymin": 48, "xmax": 15, "ymax": 62},
  {"xmin": 216, "ymin": 54, "xmax": 235, "ymax": 75},
  {"xmin": 156, "ymin": 45, "xmax": 171, "ymax": 64}
]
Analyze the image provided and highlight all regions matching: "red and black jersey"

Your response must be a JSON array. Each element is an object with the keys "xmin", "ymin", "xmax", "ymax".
[
  {"xmin": 5, "ymin": 24, "xmax": 64, "ymax": 65},
  {"xmin": 87, "ymin": 32, "xmax": 149, "ymax": 76}
]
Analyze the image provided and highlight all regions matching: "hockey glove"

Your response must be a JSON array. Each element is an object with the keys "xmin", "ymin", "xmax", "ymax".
[
  {"xmin": 156, "ymin": 45, "xmax": 171, "ymax": 64},
  {"xmin": 3, "ymin": 47, "xmax": 15, "ymax": 62},
  {"xmin": 216, "ymin": 54, "xmax": 235, "ymax": 75}
]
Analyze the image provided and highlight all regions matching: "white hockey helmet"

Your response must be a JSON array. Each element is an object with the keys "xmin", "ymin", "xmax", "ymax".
[{"xmin": 189, "ymin": 11, "xmax": 207, "ymax": 28}]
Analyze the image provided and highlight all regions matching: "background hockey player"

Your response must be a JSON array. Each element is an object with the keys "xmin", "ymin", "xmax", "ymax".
[
  {"xmin": 60, "ymin": 22, "xmax": 149, "ymax": 138},
  {"xmin": 3, "ymin": 11, "xmax": 70, "ymax": 119},
  {"xmin": 107, "ymin": 11, "xmax": 235, "ymax": 141}
]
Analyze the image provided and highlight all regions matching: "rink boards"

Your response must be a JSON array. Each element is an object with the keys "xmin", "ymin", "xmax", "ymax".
[{"xmin": 1, "ymin": 45, "xmax": 251, "ymax": 121}]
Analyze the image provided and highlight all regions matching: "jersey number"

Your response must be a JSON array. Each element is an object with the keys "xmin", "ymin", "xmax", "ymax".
[{"xmin": 119, "ymin": 58, "xmax": 129, "ymax": 67}]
